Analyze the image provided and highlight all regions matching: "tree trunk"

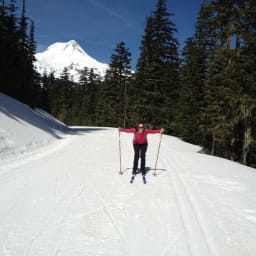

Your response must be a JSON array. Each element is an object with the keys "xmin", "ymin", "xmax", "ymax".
[
  {"xmin": 242, "ymin": 127, "xmax": 251, "ymax": 165},
  {"xmin": 123, "ymin": 81, "xmax": 128, "ymax": 128},
  {"xmin": 211, "ymin": 132, "xmax": 215, "ymax": 155}
]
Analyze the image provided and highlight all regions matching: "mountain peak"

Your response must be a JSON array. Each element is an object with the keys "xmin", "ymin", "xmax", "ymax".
[
  {"xmin": 35, "ymin": 40, "xmax": 109, "ymax": 82},
  {"xmin": 67, "ymin": 39, "xmax": 79, "ymax": 47},
  {"xmin": 64, "ymin": 40, "xmax": 83, "ymax": 54}
]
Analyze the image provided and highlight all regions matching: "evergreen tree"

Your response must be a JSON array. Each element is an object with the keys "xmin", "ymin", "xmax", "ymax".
[
  {"xmin": 136, "ymin": 0, "xmax": 180, "ymax": 131},
  {"xmin": 0, "ymin": 0, "xmax": 37, "ymax": 106},
  {"xmin": 77, "ymin": 67, "xmax": 102, "ymax": 125},
  {"xmin": 99, "ymin": 41, "xmax": 132, "ymax": 127},
  {"xmin": 86, "ymin": 69, "xmax": 101, "ymax": 124},
  {"xmin": 177, "ymin": 2, "xmax": 217, "ymax": 146},
  {"xmin": 201, "ymin": 0, "xmax": 256, "ymax": 164},
  {"xmin": 0, "ymin": 0, "xmax": 19, "ymax": 95},
  {"xmin": 76, "ymin": 67, "xmax": 90, "ymax": 124},
  {"xmin": 49, "ymin": 68, "xmax": 75, "ymax": 123},
  {"xmin": 177, "ymin": 37, "xmax": 205, "ymax": 144},
  {"xmin": 18, "ymin": 0, "xmax": 26, "ymax": 45}
]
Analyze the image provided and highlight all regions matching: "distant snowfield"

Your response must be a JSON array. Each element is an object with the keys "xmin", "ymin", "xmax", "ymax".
[{"xmin": 0, "ymin": 93, "xmax": 256, "ymax": 256}]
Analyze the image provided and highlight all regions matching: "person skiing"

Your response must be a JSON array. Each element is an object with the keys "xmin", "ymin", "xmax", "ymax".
[{"xmin": 119, "ymin": 122, "xmax": 164, "ymax": 183}]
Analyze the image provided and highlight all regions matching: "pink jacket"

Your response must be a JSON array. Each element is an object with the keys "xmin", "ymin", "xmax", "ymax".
[{"xmin": 120, "ymin": 128, "xmax": 161, "ymax": 144}]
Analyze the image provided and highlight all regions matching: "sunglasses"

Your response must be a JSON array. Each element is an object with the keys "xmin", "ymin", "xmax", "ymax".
[{"xmin": 138, "ymin": 126, "xmax": 144, "ymax": 128}]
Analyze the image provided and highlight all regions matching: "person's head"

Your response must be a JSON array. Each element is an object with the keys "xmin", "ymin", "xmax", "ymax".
[{"xmin": 136, "ymin": 122, "xmax": 145, "ymax": 132}]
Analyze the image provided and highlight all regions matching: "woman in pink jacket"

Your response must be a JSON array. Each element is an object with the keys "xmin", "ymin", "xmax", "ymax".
[{"xmin": 119, "ymin": 122, "xmax": 164, "ymax": 183}]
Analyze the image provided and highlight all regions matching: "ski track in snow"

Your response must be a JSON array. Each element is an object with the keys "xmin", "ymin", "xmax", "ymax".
[
  {"xmin": 0, "ymin": 129, "xmax": 256, "ymax": 256},
  {"xmin": 161, "ymin": 149, "xmax": 213, "ymax": 256},
  {"xmin": 160, "ymin": 140, "xmax": 256, "ymax": 256}
]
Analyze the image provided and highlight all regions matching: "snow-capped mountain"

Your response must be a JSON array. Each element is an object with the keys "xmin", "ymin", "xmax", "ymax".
[{"xmin": 34, "ymin": 40, "xmax": 109, "ymax": 82}]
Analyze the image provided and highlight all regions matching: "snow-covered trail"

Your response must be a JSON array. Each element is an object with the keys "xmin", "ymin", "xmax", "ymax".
[{"xmin": 0, "ymin": 128, "xmax": 256, "ymax": 256}]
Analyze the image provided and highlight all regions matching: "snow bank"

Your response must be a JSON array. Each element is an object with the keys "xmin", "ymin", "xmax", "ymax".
[{"xmin": 0, "ymin": 93, "xmax": 68, "ymax": 164}]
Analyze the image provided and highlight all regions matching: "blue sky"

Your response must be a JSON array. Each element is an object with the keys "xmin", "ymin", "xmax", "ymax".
[{"xmin": 21, "ymin": 0, "xmax": 203, "ymax": 69}]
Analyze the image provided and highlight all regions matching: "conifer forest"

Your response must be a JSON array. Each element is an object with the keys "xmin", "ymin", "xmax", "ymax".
[{"xmin": 1, "ymin": 0, "xmax": 256, "ymax": 167}]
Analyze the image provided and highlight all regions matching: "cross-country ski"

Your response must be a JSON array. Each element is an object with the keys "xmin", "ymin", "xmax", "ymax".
[
  {"xmin": 130, "ymin": 175, "xmax": 135, "ymax": 183},
  {"xmin": 129, "ymin": 175, "xmax": 146, "ymax": 184}
]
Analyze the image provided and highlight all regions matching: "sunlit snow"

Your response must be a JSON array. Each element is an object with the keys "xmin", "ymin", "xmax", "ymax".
[{"xmin": 0, "ymin": 93, "xmax": 256, "ymax": 256}]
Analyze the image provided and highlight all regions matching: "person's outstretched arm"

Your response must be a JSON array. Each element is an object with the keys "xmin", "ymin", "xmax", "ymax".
[
  {"xmin": 146, "ymin": 128, "xmax": 164, "ymax": 134},
  {"xmin": 119, "ymin": 127, "xmax": 136, "ymax": 133}
]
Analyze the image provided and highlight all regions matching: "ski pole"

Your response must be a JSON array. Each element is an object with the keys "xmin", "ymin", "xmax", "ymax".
[
  {"xmin": 118, "ymin": 129, "xmax": 123, "ymax": 174},
  {"xmin": 153, "ymin": 133, "xmax": 163, "ymax": 176}
]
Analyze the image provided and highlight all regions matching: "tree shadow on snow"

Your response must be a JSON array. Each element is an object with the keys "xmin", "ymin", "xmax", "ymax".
[
  {"xmin": 0, "ymin": 95, "xmax": 108, "ymax": 139},
  {"xmin": 66, "ymin": 126, "xmax": 108, "ymax": 135}
]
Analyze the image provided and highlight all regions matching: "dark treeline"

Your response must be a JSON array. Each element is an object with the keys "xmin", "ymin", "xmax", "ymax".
[
  {"xmin": 178, "ymin": 0, "xmax": 256, "ymax": 166},
  {"xmin": 0, "ymin": 0, "xmax": 42, "ymax": 107},
  {"xmin": 1, "ymin": 0, "xmax": 256, "ymax": 167}
]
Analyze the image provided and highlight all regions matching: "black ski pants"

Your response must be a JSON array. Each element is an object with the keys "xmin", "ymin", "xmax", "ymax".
[{"xmin": 133, "ymin": 143, "xmax": 148, "ymax": 175}]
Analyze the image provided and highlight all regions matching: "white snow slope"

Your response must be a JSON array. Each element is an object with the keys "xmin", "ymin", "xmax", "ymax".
[
  {"xmin": 0, "ymin": 93, "xmax": 71, "ymax": 165},
  {"xmin": 34, "ymin": 40, "xmax": 109, "ymax": 82},
  {"xmin": 0, "ymin": 93, "xmax": 256, "ymax": 256}
]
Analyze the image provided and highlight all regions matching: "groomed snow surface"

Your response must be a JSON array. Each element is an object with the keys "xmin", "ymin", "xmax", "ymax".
[{"xmin": 0, "ymin": 93, "xmax": 256, "ymax": 256}]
